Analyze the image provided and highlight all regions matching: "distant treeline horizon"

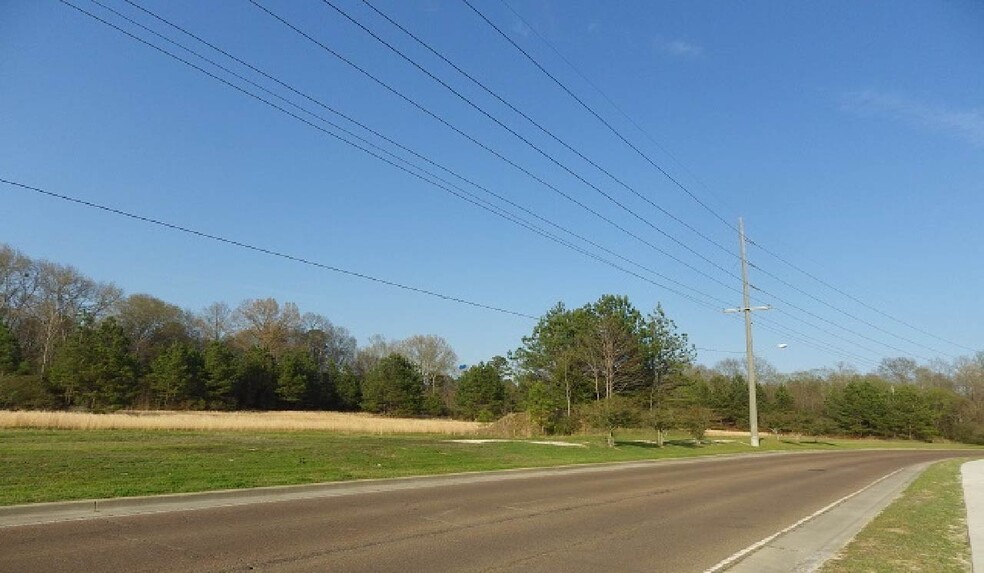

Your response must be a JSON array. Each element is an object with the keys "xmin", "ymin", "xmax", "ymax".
[{"xmin": 2, "ymin": 243, "xmax": 983, "ymax": 444}]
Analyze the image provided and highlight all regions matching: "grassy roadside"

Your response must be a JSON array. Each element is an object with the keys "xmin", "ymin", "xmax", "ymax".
[
  {"xmin": 819, "ymin": 458, "xmax": 972, "ymax": 573},
  {"xmin": 1, "ymin": 429, "xmax": 980, "ymax": 506}
]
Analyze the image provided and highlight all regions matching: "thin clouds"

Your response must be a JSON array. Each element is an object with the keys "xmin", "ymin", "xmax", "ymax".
[
  {"xmin": 653, "ymin": 37, "xmax": 703, "ymax": 59},
  {"xmin": 510, "ymin": 19, "xmax": 531, "ymax": 38},
  {"xmin": 841, "ymin": 90, "xmax": 984, "ymax": 146}
]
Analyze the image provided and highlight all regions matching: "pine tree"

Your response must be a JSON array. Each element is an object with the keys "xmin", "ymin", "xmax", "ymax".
[
  {"xmin": 0, "ymin": 318, "xmax": 23, "ymax": 375},
  {"xmin": 361, "ymin": 354, "xmax": 423, "ymax": 416}
]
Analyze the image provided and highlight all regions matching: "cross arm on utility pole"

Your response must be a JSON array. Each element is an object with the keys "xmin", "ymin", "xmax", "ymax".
[{"xmin": 723, "ymin": 305, "xmax": 771, "ymax": 314}]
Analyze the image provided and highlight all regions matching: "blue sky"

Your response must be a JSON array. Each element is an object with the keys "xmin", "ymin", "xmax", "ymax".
[{"xmin": 2, "ymin": 0, "xmax": 982, "ymax": 373}]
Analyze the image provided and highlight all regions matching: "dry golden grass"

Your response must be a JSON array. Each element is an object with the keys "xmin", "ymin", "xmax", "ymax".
[{"xmin": 0, "ymin": 410, "xmax": 484, "ymax": 435}]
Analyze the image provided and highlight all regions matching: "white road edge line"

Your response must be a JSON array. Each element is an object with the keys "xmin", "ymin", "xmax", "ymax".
[{"xmin": 701, "ymin": 468, "xmax": 905, "ymax": 573}]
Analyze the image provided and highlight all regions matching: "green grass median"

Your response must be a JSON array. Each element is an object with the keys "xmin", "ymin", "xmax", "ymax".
[
  {"xmin": 1, "ymin": 429, "xmax": 979, "ymax": 506},
  {"xmin": 819, "ymin": 458, "xmax": 973, "ymax": 573}
]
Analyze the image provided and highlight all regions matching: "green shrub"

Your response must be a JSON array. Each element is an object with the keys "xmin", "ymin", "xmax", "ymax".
[{"xmin": 0, "ymin": 375, "xmax": 58, "ymax": 410}]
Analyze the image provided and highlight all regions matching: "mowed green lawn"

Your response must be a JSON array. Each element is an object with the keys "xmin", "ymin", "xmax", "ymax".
[
  {"xmin": 819, "ymin": 458, "xmax": 973, "ymax": 573},
  {"xmin": 1, "ymin": 429, "xmax": 980, "ymax": 506}
]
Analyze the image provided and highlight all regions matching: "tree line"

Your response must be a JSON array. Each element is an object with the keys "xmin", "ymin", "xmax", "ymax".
[
  {"xmin": 0, "ymin": 244, "xmax": 482, "ymax": 415},
  {"xmin": 508, "ymin": 295, "xmax": 984, "ymax": 444},
  {"xmin": 2, "ymin": 244, "xmax": 984, "ymax": 443}
]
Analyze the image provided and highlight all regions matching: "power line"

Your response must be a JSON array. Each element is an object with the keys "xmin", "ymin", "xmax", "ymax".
[
  {"xmin": 349, "ymin": 0, "xmax": 949, "ymax": 366},
  {"xmin": 753, "ymin": 288, "xmax": 932, "ymax": 362},
  {"xmin": 108, "ymin": 0, "xmax": 718, "ymax": 307},
  {"xmin": 748, "ymin": 240, "xmax": 976, "ymax": 353},
  {"xmin": 134, "ymin": 1, "xmax": 914, "ymax": 366},
  {"xmin": 460, "ymin": 0, "xmax": 736, "ymax": 233},
  {"xmin": 69, "ymin": 0, "xmax": 724, "ymax": 308},
  {"xmin": 496, "ymin": 0, "xmax": 742, "ymax": 221},
  {"xmin": 695, "ymin": 347, "xmax": 745, "ymax": 355},
  {"xmin": 1, "ymin": 177, "xmax": 538, "ymax": 320},
  {"xmin": 252, "ymin": 0, "xmax": 946, "ymax": 365},
  {"xmin": 6, "ymin": 174, "xmax": 880, "ymax": 369},
  {"xmin": 349, "ymin": 0, "xmax": 737, "ymax": 262},
  {"xmin": 352, "ymin": 0, "xmax": 913, "ymax": 367},
  {"xmin": 249, "ymin": 0, "xmax": 747, "ymax": 299},
  {"xmin": 489, "ymin": 0, "xmax": 972, "ymax": 358},
  {"xmin": 750, "ymin": 261, "xmax": 951, "ymax": 357},
  {"xmin": 755, "ymin": 318, "xmax": 880, "ymax": 369},
  {"xmin": 92, "ymin": 0, "xmax": 741, "ymax": 310},
  {"xmin": 63, "ymin": 0, "xmax": 944, "ymax": 368}
]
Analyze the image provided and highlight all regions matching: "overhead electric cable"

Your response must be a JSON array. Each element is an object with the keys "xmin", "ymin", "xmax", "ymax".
[
  {"xmin": 496, "ymin": 0, "xmax": 741, "ymax": 220},
  {"xmin": 748, "ymin": 242, "xmax": 976, "ymax": 353},
  {"xmin": 249, "ymin": 0, "xmax": 747, "ymax": 298},
  {"xmin": 345, "ymin": 0, "xmax": 737, "ymax": 262},
  {"xmin": 755, "ymin": 318, "xmax": 880, "ymax": 368},
  {"xmin": 753, "ymin": 288, "xmax": 932, "ymax": 362},
  {"xmin": 6, "ymin": 176, "xmax": 875, "ymax": 368},
  {"xmin": 694, "ymin": 347, "xmax": 745, "ymax": 355},
  {"xmin": 67, "ymin": 0, "xmax": 939, "ymax": 366},
  {"xmin": 750, "ymin": 262, "xmax": 951, "ymax": 357},
  {"xmin": 111, "ymin": 0, "xmax": 718, "ymax": 305},
  {"xmin": 57, "ymin": 0, "xmax": 734, "ymax": 312},
  {"xmin": 0, "ymin": 177, "xmax": 537, "ymax": 320},
  {"xmin": 354, "ymin": 0, "xmax": 946, "ymax": 364},
  {"xmin": 119, "ymin": 0, "xmax": 740, "ymax": 304},
  {"xmin": 460, "ymin": 0, "xmax": 735, "ymax": 233},
  {"xmin": 491, "ymin": 0, "xmax": 970, "ymax": 357}
]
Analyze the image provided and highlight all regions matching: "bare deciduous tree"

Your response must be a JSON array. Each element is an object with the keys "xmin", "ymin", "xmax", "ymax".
[
  {"xmin": 32, "ymin": 261, "xmax": 121, "ymax": 375},
  {"xmin": 301, "ymin": 312, "xmax": 357, "ymax": 371},
  {"xmin": 397, "ymin": 334, "xmax": 457, "ymax": 395},
  {"xmin": 114, "ymin": 294, "xmax": 190, "ymax": 363},
  {"xmin": 232, "ymin": 298, "xmax": 302, "ymax": 357},
  {"xmin": 198, "ymin": 301, "xmax": 233, "ymax": 342}
]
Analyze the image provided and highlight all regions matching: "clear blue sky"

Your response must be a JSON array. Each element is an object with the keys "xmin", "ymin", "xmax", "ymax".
[{"xmin": 2, "ymin": 0, "xmax": 982, "ymax": 373}]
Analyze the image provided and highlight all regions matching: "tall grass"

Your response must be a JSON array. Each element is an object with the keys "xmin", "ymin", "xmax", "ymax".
[{"xmin": 0, "ymin": 410, "xmax": 484, "ymax": 435}]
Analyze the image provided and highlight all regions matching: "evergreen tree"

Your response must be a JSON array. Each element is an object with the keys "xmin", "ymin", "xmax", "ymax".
[
  {"xmin": 887, "ymin": 385, "xmax": 937, "ymax": 440},
  {"xmin": 49, "ymin": 317, "xmax": 137, "ymax": 409},
  {"xmin": 203, "ymin": 340, "xmax": 238, "ymax": 409},
  {"xmin": 0, "ymin": 317, "xmax": 23, "ymax": 375},
  {"xmin": 826, "ymin": 379, "xmax": 889, "ymax": 437},
  {"xmin": 330, "ymin": 363, "xmax": 362, "ymax": 411},
  {"xmin": 456, "ymin": 362, "xmax": 506, "ymax": 421},
  {"xmin": 234, "ymin": 347, "xmax": 277, "ymax": 410},
  {"xmin": 524, "ymin": 380, "xmax": 561, "ymax": 433},
  {"xmin": 361, "ymin": 353, "xmax": 423, "ymax": 416},
  {"xmin": 773, "ymin": 384, "xmax": 795, "ymax": 412},
  {"xmin": 642, "ymin": 304, "xmax": 695, "ymax": 412},
  {"xmin": 276, "ymin": 348, "xmax": 318, "ymax": 408},
  {"xmin": 148, "ymin": 342, "xmax": 204, "ymax": 408}
]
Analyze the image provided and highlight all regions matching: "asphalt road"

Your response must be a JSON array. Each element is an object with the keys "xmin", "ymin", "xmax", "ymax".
[{"xmin": 0, "ymin": 450, "xmax": 966, "ymax": 572}]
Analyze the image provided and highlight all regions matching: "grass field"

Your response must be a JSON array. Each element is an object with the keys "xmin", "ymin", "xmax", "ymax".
[
  {"xmin": 1, "ymin": 424, "xmax": 981, "ymax": 506},
  {"xmin": 819, "ymin": 458, "xmax": 973, "ymax": 573}
]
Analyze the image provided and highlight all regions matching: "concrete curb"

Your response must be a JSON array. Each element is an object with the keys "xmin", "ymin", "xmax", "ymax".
[
  {"xmin": 963, "ymin": 459, "xmax": 984, "ymax": 573},
  {"xmin": 722, "ymin": 461, "xmax": 932, "ymax": 573}
]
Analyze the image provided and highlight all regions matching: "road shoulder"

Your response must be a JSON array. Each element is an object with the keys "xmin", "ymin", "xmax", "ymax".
[{"xmin": 720, "ymin": 462, "xmax": 930, "ymax": 573}]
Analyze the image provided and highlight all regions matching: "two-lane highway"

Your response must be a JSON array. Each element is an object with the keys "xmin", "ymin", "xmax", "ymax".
[{"xmin": 0, "ymin": 450, "xmax": 967, "ymax": 572}]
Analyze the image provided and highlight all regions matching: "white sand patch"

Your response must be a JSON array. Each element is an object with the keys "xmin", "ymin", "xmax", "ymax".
[
  {"xmin": 446, "ymin": 439, "xmax": 587, "ymax": 448},
  {"xmin": 528, "ymin": 441, "xmax": 587, "ymax": 448}
]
